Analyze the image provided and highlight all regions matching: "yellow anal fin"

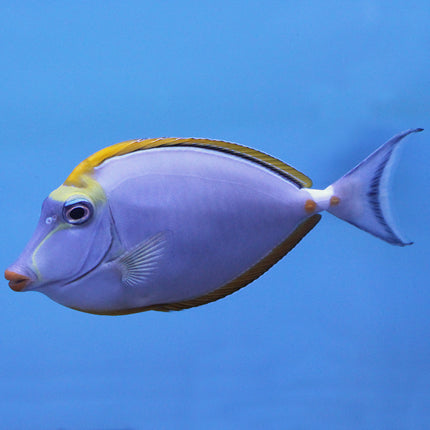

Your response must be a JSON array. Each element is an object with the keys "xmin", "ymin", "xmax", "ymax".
[
  {"xmin": 96, "ymin": 214, "xmax": 321, "ymax": 315},
  {"xmin": 65, "ymin": 138, "xmax": 312, "ymax": 189}
]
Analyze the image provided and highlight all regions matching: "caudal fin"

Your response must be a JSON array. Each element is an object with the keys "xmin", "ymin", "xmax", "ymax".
[{"xmin": 327, "ymin": 128, "xmax": 423, "ymax": 246}]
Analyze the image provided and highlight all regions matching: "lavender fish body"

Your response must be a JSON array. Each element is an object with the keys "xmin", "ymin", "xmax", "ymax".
[{"xmin": 4, "ymin": 130, "xmax": 422, "ymax": 315}]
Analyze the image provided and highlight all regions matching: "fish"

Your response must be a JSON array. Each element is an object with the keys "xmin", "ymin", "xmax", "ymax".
[{"xmin": 4, "ymin": 128, "xmax": 423, "ymax": 315}]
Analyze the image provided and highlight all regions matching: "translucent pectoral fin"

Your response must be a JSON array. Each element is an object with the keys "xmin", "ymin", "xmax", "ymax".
[{"xmin": 117, "ymin": 232, "xmax": 168, "ymax": 287}]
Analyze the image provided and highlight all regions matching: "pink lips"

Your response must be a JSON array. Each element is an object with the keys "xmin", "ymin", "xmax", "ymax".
[{"xmin": 4, "ymin": 270, "xmax": 32, "ymax": 291}]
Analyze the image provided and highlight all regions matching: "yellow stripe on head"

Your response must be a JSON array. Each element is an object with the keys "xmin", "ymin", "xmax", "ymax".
[{"xmin": 50, "ymin": 175, "xmax": 106, "ymax": 204}]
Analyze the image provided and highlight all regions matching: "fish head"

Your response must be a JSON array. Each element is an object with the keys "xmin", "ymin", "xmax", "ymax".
[{"xmin": 4, "ymin": 174, "xmax": 113, "ymax": 295}]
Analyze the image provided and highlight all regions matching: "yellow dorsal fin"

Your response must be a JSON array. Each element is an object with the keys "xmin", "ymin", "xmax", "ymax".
[
  {"xmin": 84, "ymin": 214, "xmax": 321, "ymax": 316},
  {"xmin": 65, "ymin": 138, "xmax": 312, "ymax": 188}
]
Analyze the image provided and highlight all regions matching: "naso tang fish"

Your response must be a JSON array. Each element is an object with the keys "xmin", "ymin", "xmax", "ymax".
[{"xmin": 4, "ymin": 128, "xmax": 423, "ymax": 315}]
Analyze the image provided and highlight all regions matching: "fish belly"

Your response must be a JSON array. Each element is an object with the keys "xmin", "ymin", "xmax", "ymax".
[{"xmin": 94, "ymin": 147, "xmax": 308, "ymax": 306}]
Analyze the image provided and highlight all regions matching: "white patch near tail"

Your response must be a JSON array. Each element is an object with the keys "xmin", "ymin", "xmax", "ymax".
[
  {"xmin": 308, "ymin": 128, "xmax": 423, "ymax": 246},
  {"xmin": 328, "ymin": 128, "xmax": 423, "ymax": 245}
]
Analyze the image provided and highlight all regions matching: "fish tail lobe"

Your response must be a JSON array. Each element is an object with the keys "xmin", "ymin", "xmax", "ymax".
[{"xmin": 326, "ymin": 128, "xmax": 423, "ymax": 246}]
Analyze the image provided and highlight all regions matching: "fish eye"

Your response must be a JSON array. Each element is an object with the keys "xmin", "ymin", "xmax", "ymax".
[{"xmin": 63, "ymin": 199, "xmax": 93, "ymax": 225}]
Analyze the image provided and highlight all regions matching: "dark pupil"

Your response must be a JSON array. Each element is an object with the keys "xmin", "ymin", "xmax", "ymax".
[{"xmin": 69, "ymin": 206, "xmax": 86, "ymax": 220}]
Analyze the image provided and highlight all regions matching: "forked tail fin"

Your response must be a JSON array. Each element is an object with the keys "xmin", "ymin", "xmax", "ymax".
[{"xmin": 327, "ymin": 128, "xmax": 423, "ymax": 246}]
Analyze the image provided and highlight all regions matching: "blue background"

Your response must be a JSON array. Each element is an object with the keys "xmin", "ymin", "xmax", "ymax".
[{"xmin": 1, "ymin": 2, "xmax": 429, "ymax": 429}]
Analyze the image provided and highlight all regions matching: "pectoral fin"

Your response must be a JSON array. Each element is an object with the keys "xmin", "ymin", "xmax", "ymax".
[{"xmin": 117, "ymin": 232, "xmax": 168, "ymax": 287}]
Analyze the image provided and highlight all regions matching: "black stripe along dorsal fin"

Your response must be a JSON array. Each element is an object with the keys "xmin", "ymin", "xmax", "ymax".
[{"xmin": 64, "ymin": 137, "xmax": 312, "ymax": 189}]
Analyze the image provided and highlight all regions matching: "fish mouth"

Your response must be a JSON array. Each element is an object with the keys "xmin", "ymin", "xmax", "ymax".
[{"xmin": 4, "ymin": 270, "xmax": 33, "ymax": 292}]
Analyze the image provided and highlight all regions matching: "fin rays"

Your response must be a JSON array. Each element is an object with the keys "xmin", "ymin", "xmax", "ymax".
[{"xmin": 117, "ymin": 232, "xmax": 167, "ymax": 287}]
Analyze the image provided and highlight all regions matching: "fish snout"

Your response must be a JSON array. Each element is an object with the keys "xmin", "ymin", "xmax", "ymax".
[{"xmin": 4, "ymin": 270, "xmax": 33, "ymax": 291}]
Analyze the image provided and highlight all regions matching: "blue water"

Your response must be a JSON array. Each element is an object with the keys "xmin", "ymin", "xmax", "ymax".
[{"xmin": 1, "ymin": 2, "xmax": 429, "ymax": 429}]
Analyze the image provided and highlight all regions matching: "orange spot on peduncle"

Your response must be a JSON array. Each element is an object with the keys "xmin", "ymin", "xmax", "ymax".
[
  {"xmin": 305, "ymin": 199, "xmax": 317, "ymax": 213},
  {"xmin": 330, "ymin": 196, "xmax": 341, "ymax": 206}
]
